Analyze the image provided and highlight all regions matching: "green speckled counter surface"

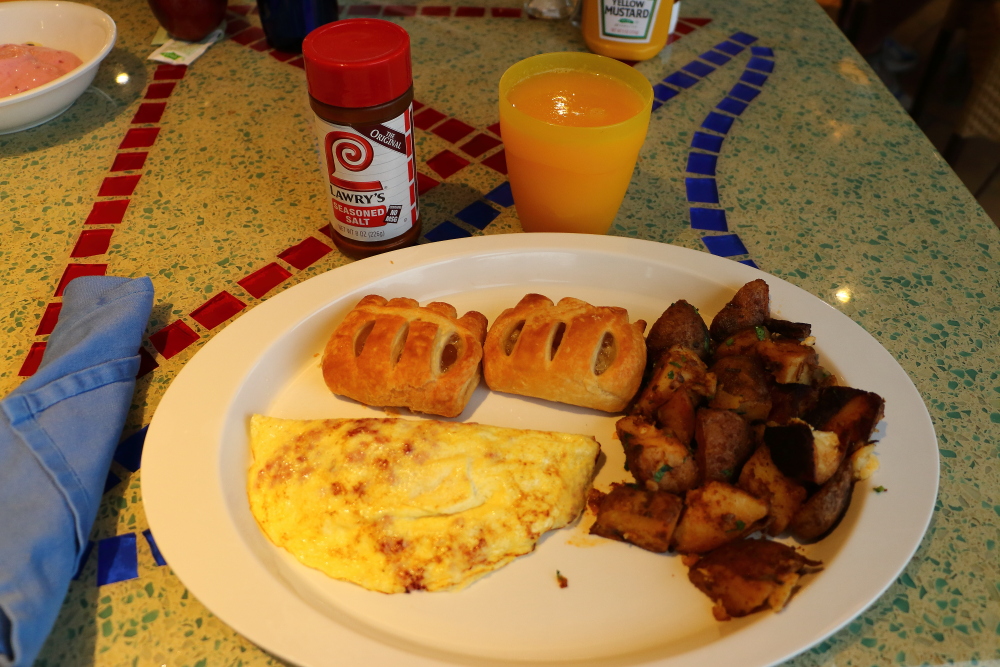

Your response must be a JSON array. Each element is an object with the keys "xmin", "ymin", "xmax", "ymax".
[{"xmin": 2, "ymin": 0, "xmax": 999, "ymax": 665}]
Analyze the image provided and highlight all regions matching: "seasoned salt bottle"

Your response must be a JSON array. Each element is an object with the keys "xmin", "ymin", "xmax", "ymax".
[{"xmin": 303, "ymin": 19, "xmax": 421, "ymax": 260}]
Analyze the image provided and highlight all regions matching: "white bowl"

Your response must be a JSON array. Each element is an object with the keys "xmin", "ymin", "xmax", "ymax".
[{"xmin": 0, "ymin": 1, "xmax": 117, "ymax": 135}]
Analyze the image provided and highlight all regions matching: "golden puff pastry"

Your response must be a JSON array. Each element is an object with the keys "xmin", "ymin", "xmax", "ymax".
[
  {"xmin": 321, "ymin": 295, "xmax": 487, "ymax": 417},
  {"xmin": 483, "ymin": 294, "xmax": 646, "ymax": 412}
]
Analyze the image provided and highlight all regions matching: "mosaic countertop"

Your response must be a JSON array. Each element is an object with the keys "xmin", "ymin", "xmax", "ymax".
[{"xmin": 1, "ymin": 0, "xmax": 999, "ymax": 665}]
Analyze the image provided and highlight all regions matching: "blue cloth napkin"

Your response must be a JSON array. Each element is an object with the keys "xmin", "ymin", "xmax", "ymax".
[{"xmin": 0, "ymin": 276, "xmax": 153, "ymax": 667}]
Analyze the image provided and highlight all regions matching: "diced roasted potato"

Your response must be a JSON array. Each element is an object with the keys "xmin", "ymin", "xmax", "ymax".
[
  {"xmin": 646, "ymin": 299, "xmax": 713, "ymax": 365},
  {"xmin": 712, "ymin": 326, "xmax": 770, "ymax": 361},
  {"xmin": 671, "ymin": 481, "xmax": 769, "ymax": 553},
  {"xmin": 695, "ymin": 408, "xmax": 754, "ymax": 484},
  {"xmin": 709, "ymin": 279, "xmax": 770, "ymax": 342},
  {"xmin": 849, "ymin": 444, "xmax": 879, "ymax": 481},
  {"xmin": 764, "ymin": 318, "xmax": 812, "ymax": 340},
  {"xmin": 767, "ymin": 383, "xmax": 820, "ymax": 425},
  {"xmin": 708, "ymin": 355, "xmax": 773, "ymax": 422},
  {"xmin": 789, "ymin": 459, "xmax": 854, "ymax": 542},
  {"xmin": 655, "ymin": 388, "xmax": 698, "ymax": 446},
  {"xmin": 687, "ymin": 539, "xmax": 822, "ymax": 620},
  {"xmin": 805, "ymin": 386, "xmax": 885, "ymax": 454},
  {"xmin": 757, "ymin": 339, "xmax": 819, "ymax": 384},
  {"xmin": 617, "ymin": 415, "xmax": 700, "ymax": 494},
  {"xmin": 764, "ymin": 419, "xmax": 843, "ymax": 485},
  {"xmin": 633, "ymin": 346, "xmax": 716, "ymax": 419},
  {"xmin": 738, "ymin": 445, "xmax": 808, "ymax": 536},
  {"xmin": 589, "ymin": 483, "xmax": 684, "ymax": 552}
]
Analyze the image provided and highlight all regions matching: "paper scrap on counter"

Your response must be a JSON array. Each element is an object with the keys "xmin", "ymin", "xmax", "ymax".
[{"xmin": 148, "ymin": 25, "xmax": 225, "ymax": 65}]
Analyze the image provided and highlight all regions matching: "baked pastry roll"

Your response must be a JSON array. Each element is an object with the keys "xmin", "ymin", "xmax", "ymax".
[
  {"xmin": 483, "ymin": 294, "xmax": 646, "ymax": 412},
  {"xmin": 321, "ymin": 295, "xmax": 487, "ymax": 417}
]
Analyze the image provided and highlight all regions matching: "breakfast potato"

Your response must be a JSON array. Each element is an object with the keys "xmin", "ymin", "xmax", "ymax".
[
  {"xmin": 708, "ymin": 355, "xmax": 773, "ymax": 422},
  {"xmin": 654, "ymin": 388, "xmax": 698, "ymax": 445},
  {"xmin": 738, "ymin": 445, "xmax": 808, "ymax": 536},
  {"xmin": 789, "ymin": 458, "xmax": 854, "ymax": 542},
  {"xmin": 806, "ymin": 386, "xmax": 885, "ymax": 454},
  {"xmin": 757, "ymin": 339, "xmax": 820, "ymax": 384},
  {"xmin": 709, "ymin": 279, "xmax": 770, "ymax": 342},
  {"xmin": 646, "ymin": 299, "xmax": 712, "ymax": 365},
  {"xmin": 764, "ymin": 318, "xmax": 812, "ymax": 340},
  {"xmin": 849, "ymin": 444, "xmax": 879, "ymax": 480},
  {"xmin": 764, "ymin": 420, "xmax": 844, "ymax": 485},
  {"xmin": 633, "ymin": 346, "xmax": 716, "ymax": 419},
  {"xmin": 767, "ymin": 383, "xmax": 820, "ymax": 425},
  {"xmin": 618, "ymin": 416, "xmax": 700, "ymax": 494},
  {"xmin": 671, "ymin": 481, "xmax": 769, "ymax": 553},
  {"xmin": 694, "ymin": 408, "xmax": 754, "ymax": 484},
  {"xmin": 687, "ymin": 539, "xmax": 822, "ymax": 621},
  {"xmin": 712, "ymin": 326, "xmax": 770, "ymax": 361},
  {"xmin": 589, "ymin": 483, "xmax": 684, "ymax": 552}
]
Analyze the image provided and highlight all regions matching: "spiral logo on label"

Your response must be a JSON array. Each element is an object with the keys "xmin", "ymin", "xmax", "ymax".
[{"xmin": 326, "ymin": 132, "xmax": 374, "ymax": 173}]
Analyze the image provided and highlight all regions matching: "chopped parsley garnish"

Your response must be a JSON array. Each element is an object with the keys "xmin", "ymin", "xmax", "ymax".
[
  {"xmin": 667, "ymin": 370, "xmax": 675, "ymax": 379},
  {"xmin": 653, "ymin": 463, "xmax": 673, "ymax": 482},
  {"xmin": 724, "ymin": 338, "xmax": 735, "ymax": 346},
  {"xmin": 735, "ymin": 520, "xmax": 746, "ymax": 531},
  {"xmin": 556, "ymin": 570, "xmax": 568, "ymax": 588},
  {"xmin": 669, "ymin": 361, "xmax": 683, "ymax": 368},
  {"xmin": 720, "ymin": 468, "xmax": 733, "ymax": 478},
  {"xmin": 873, "ymin": 485, "xmax": 887, "ymax": 493},
  {"xmin": 755, "ymin": 326, "xmax": 767, "ymax": 341}
]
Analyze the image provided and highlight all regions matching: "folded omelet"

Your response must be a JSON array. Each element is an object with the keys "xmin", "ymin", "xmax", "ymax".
[{"xmin": 247, "ymin": 415, "xmax": 600, "ymax": 593}]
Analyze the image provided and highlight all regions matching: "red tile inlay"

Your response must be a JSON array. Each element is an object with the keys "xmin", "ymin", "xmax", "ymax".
[
  {"xmin": 481, "ymin": 149, "xmax": 508, "ymax": 175},
  {"xmin": 190, "ymin": 291, "xmax": 247, "ymax": 330},
  {"xmin": 269, "ymin": 49, "xmax": 297, "ymax": 62},
  {"xmin": 154, "ymin": 64, "xmax": 188, "ymax": 80},
  {"xmin": 70, "ymin": 229, "xmax": 114, "ymax": 257},
  {"xmin": 288, "ymin": 57, "xmax": 305, "ymax": 69},
  {"xmin": 120, "ymin": 127, "xmax": 160, "ymax": 149},
  {"xmin": 456, "ymin": 6, "xmax": 486, "ymax": 16},
  {"xmin": 110, "ymin": 152, "xmax": 148, "ymax": 172},
  {"xmin": 318, "ymin": 224, "xmax": 334, "ymax": 239},
  {"xmin": 225, "ymin": 18, "xmax": 251, "ymax": 35},
  {"xmin": 421, "ymin": 6, "xmax": 451, "ymax": 15},
  {"xmin": 149, "ymin": 320, "xmax": 200, "ymax": 359},
  {"xmin": 426, "ymin": 150, "xmax": 470, "ymax": 179},
  {"xmin": 666, "ymin": 33, "xmax": 681, "ymax": 46},
  {"xmin": 18, "ymin": 342, "xmax": 47, "ymax": 377},
  {"xmin": 348, "ymin": 4, "xmax": 382, "ymax": 14},
  {"xmin": 681, "ymin": 16, "xmax": 712, "ymax": 26},
  {"xmin": 417, "ymin": 172, "xmax": 441, "ymax": 195},
  {"xmin": 486, "ymin": 122, "xmax": 501, "ymax": 137},
  {"xmin": 414, "ymin": 108, "xmax": 446, "ymax": 130},
  {"xmin": 228, "ymin": 4, "xmax": 252, "ymax": 15},
  {"xmin": 491, "ymin": 6, "xmax": 521, "ymax": 17},
  {"xmin": 55, "ymin": 264, "xmax": 108, "ymax": 296},
  {"xmin": 137, "ymin": 346, "xmax": 159, "ymax": 377},
  {"xmin": 35, "ymin": 302, "xmax": 62, "ymax": 336},
  {"xmin": 384, "ymin": 4, "xmax": 417, "ymax": 15},
  {"xmin": 98, "ymin": 175, "xmax": 141, "ymax": 197},
  {"xmin": 145, "ymin": 82, "xmax": 176, "ymax": 99},
  {"xmin": 238, "ymin": 263, "xmax": 292, "ymax": 299},
  {"xmin": 459, "ymin": 133, "xmax": 502, "ymax": 157},
  {"xmin": 131, "ymin": 103, "xmax": 165, "ymax": 124},
  {"xmin": 278, "ymin": 236, "xmax": 333, "ymax": 270},
  {"xmin": 674, "ymin": 21, "xmax": 695, "ymax": 35},
  {"xmin": 412, "ymin": 100, "xmax": 425, "ymax": 111},
  {"xmin": 432, "ymin": 118, "xmax": 475, "ymax": 143},
  {"xmin": 249, "ymin": 38, "xmax": 270, "ymax": 52},
  {"xmin": 250, "ymin": 5, "xmax": 258, "ymax": 14},
  {"xmin": 84, "ymin": 199, "xmax": 130, "ymax": 225},
  {"xmin": 231, "ymin": 26, "xmax": 265, "ymax": 45}
]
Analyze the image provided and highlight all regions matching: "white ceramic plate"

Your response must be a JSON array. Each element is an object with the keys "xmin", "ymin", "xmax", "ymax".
[{"xmin": 142, "ymin": 234, "xmax": 938, "ymax": 667}]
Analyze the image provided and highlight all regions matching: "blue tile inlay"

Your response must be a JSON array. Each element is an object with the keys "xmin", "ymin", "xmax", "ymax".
[
  {"xmin": 682, "ymin": 60, "xmax": 716, "ymax": 78},
  {"xmin": 740, "ymin": 259, "xmax": 760, "ymax": 268},
  {"xmin": 751, "ymin": 46, "xmax": 774, "ymax": 57},
  {"xmin": 740, "ymin": 70, "xmax": 769, "ymax": 87},
  {"xmin": 113, "ymin": 425, "xmax": 147, "ymax": 473},
  {"xmin": 685, "ymin": 178, "xmax": 720, "ymax": 204},
  {"xmin": 729, "ymin": 83, "xmax": 761, "ymax": 102},
  {"xmin": 747, "ymin": 56, "xmax": 775, "ymax": 73},
  {"xmin": 702, "ymin": 112, "xmax": 735, "ymax": 134},
  {"xmin": 652, "ymin": 83, "xmax": 678, "ymax": 101},
  {"xmin": 716, "ymin": 97, "xmax": 749, "ymax": 116},
  {"xmin": 484, "ymin": 181, "xmax": 514, "ymax": 207},
  {"xmin": 729, "ymin": 31, "xmax": 759, "ymax": 45},
  {"xmin": 652, "ymin": 100, "xmax": 662, "ymax": 112},
  {"xmin": 689, "ymin": 207, "xmax": 728, "ymax": 231},
  {"xmin": 691, "ymin": 131, "xmax": 724, "ymax": 153},
  {"xmin": 664, "ymin": 71, "xmax": 699, "ymax": 89},
  {"xmin": 425, "ymin": 221, "xmax": 472, "ymax": 242},
  {"xmin": 713, "ymin": 41, "xmax": 744, "ymax": 56},
  {"xmin": 143, "ymin": 529, "xmax": 167, "ymax": 567},
  {"xmin": 97, "ymin": 534, "xmax": 139, "ymax": 586},
  {"xmin": 73, "ymin": 541, "xmax": 94, "ymax": 580},
  {"xmin": 687, "ymin": 152, "xmax": 718, "ymax": 176},
  {"xmin": 456, "ymin": 201, "xmax": 500, "ymax": 230},
  {"xmin": 703, "ymin": 234, "xmax": 749, "ymax": 257},
  {"xmin": 103, "ymin": 471, "xmax": 121, "ymax": 494},
  {"xmin": 699, "ymin": 50, "xmax": 731, "ymax": 66}
]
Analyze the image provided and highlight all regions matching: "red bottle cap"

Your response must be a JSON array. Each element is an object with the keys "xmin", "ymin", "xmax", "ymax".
[{"xmin": 303, "ymin": 19, "xmax": 412, "ymax": 109}]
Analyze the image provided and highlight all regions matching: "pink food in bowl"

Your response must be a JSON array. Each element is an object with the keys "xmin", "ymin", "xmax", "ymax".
[{"xmin": 0, "ymin": 44, "xmax": 84, "ymax": 98}]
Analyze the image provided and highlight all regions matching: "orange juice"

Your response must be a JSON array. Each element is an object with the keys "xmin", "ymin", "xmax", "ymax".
[{"xmin": 499, "ymin": 53, "xmax": 653, "ymax": 234}]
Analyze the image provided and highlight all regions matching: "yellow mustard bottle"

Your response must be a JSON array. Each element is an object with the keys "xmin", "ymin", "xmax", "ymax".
[{"xmin": 582, "ymin": 0, "xmax": 675, "ymax": 61}]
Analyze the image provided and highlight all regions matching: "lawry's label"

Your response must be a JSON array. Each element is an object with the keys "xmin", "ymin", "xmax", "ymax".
[
  {"xmin": 314, "ymin": 107, "xmax": 418, "ymax": 243},
  {"xmin": 599, "ymin": 0, "xmax": 664, "ymax": 42}
]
